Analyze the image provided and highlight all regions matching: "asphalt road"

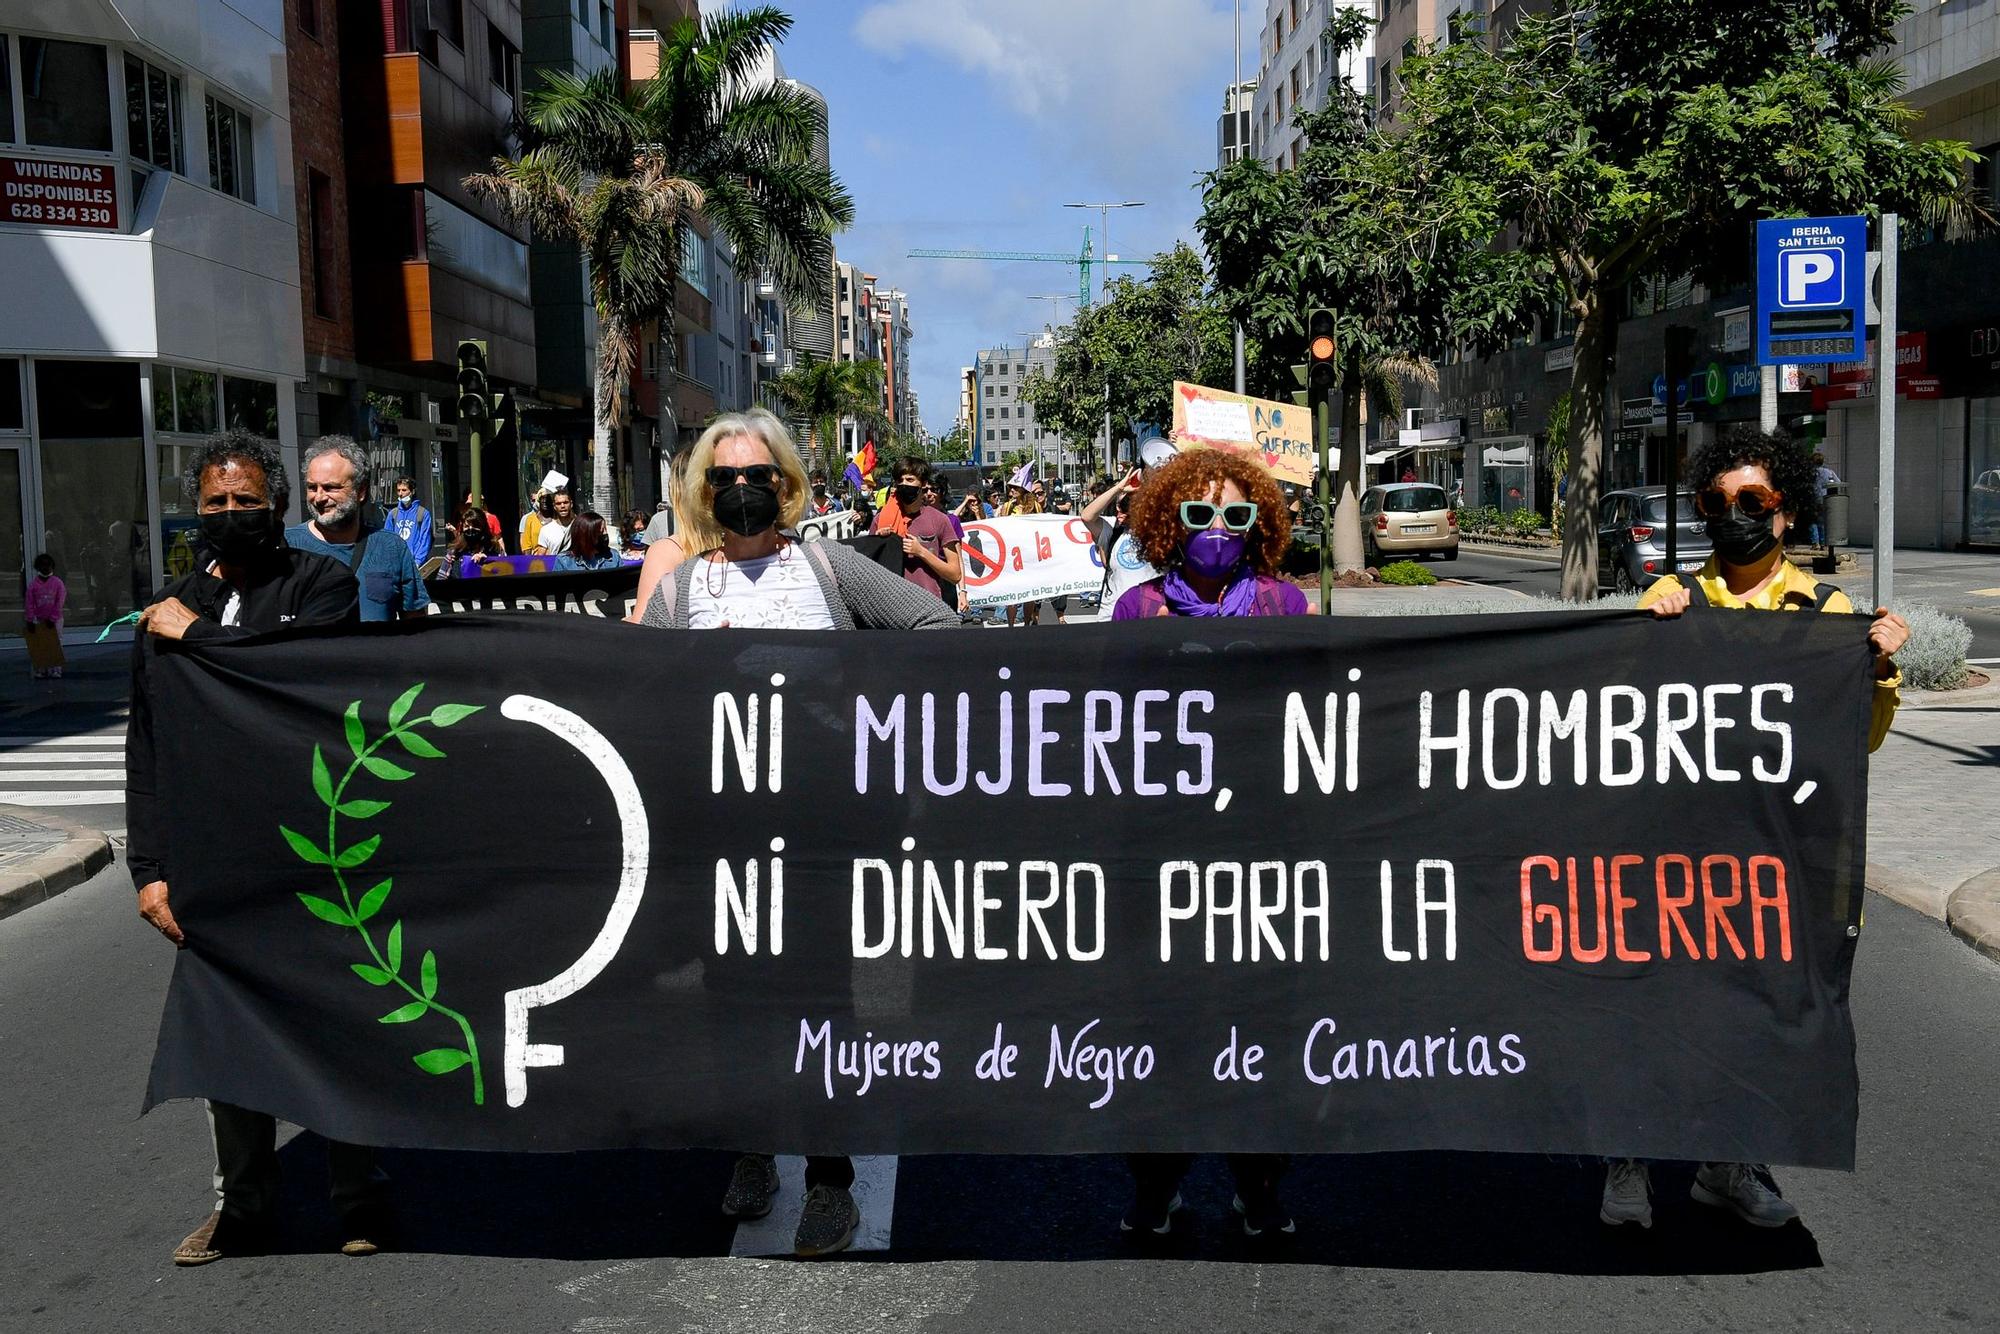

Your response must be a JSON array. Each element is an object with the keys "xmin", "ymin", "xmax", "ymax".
[{"xmin": 5, "ymin": 860, "xmax": 1996, "ymax": 1334}]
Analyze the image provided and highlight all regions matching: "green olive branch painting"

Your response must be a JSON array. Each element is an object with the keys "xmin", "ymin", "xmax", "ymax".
[{"xmin": 280, "ymin": 684, "xmax": 487, "ymax": 1105}]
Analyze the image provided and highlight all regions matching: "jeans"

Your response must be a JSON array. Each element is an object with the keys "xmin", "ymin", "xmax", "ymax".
[
  {"xmin": 1126, "ymin": 1152, "xmax": 1288, "ymax": 1207},
  {"xmin": 207, "ymin": 1100, "xmax": 386, "ymax": 1220}
]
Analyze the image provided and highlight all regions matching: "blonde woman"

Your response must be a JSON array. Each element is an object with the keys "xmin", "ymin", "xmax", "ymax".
[
  {"xmin": 628, "ymin": 410, "xmax": 957, "ymax": 632},
  {"xmin": 999, "ymin": 481, "xmax": 1041, "ymax": 627},
  {"xmin": 626, "ymin": 411, "xmax": 950, "ymax": 1256}
]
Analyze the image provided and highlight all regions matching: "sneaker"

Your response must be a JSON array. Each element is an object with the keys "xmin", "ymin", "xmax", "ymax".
[
  {"xmin": 792, "ymin": 1184, "xmax": 860, "ymax": 1257},
  {"xmin": 1691, "ymin": 1162, "xmax": 1799, "ymax": 1228},
  {"xmin": 1232, "ymin": 1192, "xmax": 1296, "ymax": 1238},
  {"xmin": 720, "ymin": 1153, "xmax": 781, "ymax": 1221},
  {"xmin": 172, "ymin": 1210, "xmax": 271, "ymax": 1267},
  {"xmin": 1599, "ymin": 1159, "xmax": 1653, "ymax": 1229},
  {"xmin": 337, "ymin": 1202, "xmax": 393, "ymax": 1257},
  {"xmin": 1119, "ymin": 1190, "xmax": 1183, "ymax": 1236}
]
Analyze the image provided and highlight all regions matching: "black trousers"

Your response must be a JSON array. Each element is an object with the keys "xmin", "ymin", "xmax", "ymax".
[
  {"xmin": 1127, "ymin": 1153, "xmax": 1288, "ymax": 1205},
  {"xmin": 741, "ymin": 1152, "xmax": 855, "ymax": 1191}
]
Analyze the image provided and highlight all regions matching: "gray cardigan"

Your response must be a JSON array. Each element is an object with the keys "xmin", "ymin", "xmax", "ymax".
[{"xmin": 639, "ymin": 537, "xmax": 960, "ymax": 630}]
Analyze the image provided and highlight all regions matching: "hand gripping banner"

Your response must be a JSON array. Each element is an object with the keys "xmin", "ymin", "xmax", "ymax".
[{"xmin": 141, "ymin": 611, "xmax": 1873, "ymax": 1167}]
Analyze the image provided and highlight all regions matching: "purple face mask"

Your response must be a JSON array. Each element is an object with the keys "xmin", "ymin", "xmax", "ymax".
[{"xmin": 1182, "ymin": 529, "xmax": 1248, "ymax": 579}]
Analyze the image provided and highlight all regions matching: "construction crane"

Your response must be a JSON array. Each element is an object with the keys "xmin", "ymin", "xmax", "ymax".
[{"xmin": 908, "ymin": 228, "xmax": 1151, "ymax": 307}]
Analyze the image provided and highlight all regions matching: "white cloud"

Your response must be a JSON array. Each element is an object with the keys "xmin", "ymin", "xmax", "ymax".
[{"xmin": 853, "ymin": 0, "xmax": 1231, "ymax": 180}]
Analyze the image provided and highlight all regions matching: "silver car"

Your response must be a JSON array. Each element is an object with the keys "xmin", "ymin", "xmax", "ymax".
[{"xmin": 1597, "ymin": 487, "xmax": 1710, "ymax": 592}]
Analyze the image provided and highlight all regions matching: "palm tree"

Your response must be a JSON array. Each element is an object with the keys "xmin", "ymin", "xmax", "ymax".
[
  {"xmin": 771, "ymin": 357, "xmax": 886, "ymax": 480},
  {"xmin": 470, "ymin": 6, "xmax": 854, "ymax": 517},
  {"xmin": 467, "ymin": 68, "xmax": 696, "ymax": 519}
]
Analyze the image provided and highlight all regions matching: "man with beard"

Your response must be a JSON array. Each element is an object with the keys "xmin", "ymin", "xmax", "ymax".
[
  {"xmin": 286, "ymin": 436, "xmax": 429, "ymax": 621},
  {"xmin": 127, "ymin": 429, "xmax": 379, "ymax": 1265}
]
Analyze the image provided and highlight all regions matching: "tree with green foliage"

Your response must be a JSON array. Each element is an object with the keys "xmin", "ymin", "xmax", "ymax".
[
  {"xmin": 1393, "ymin": 0, "xmax": 1982, "ymax": 599},
  {"xmin": 769, "ymin": 357, "xmax": 886, "ymax": 479},
  {"xmin": 1020, "ymin": 243, "xmax": 1235, "ymax": 477},
  {"xmin": 1199, "ymin": 8, "xmax": 1526, "ymax": 573},
  {"xmin": 470, "ymin": 7, "xmax": 853, "ymax": 517}
]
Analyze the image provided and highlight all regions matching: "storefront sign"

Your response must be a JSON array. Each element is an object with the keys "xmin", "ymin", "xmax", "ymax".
[
  {"xmin": 1544, "ymin": 344, "xmax": 1574, "ymax": 374},
  {"xmin": 142, "ymin": 614, "xmax": 1872, "ymax": 1165},
  {"xmin": 1719, "ymin": 308, "xmax": 1752, "ymax": 354},
  {"xmin": 0, "ymin": 155, "xmax": 118, "ymax": 230}
]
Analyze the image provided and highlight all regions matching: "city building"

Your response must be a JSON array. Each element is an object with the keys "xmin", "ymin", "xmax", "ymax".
[
  {"xmin": 0, "ymin": 0, "xmax": 306, "ymax": 626},
  {"xmin": 972, "ymin": 337, "xmax": 1107, "ymax": 480},
  {"xmin": 1217, "ymin": 79, "xmax": 1257, "ymax": 168},
  {"xmin": 1409, "ymin": 0, "xmax": 2000, "ymax": 552},
  {"xmin": 1250, "ymin": 0, "xmax": 1374, "ymax": 169},
  {"xmin": 1375, "ymin": 0, "xmax": 1485, "ymax": 123},
  {"xmin": 317, "ymin": 0, "xmax": 542, "ymax": 534}
]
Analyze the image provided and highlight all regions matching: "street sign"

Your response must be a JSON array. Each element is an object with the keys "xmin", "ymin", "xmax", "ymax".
[{"xmin": 1756, "ymin": 216, "xmax": 1867, "ymax": 366}]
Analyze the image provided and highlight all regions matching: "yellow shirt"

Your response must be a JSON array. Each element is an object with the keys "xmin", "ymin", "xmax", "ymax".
[{"xmin": 1639, "ymin": 558, "xmax": 1900, "ymax": 752}]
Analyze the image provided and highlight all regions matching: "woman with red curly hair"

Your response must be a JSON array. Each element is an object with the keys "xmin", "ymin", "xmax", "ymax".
[{"xmin": 1110, "ymin": 449, "xmax": 1308, "ymax": 619}]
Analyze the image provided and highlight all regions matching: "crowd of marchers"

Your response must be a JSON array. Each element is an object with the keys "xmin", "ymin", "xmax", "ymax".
[{"xmin": 125, "ymin": 411, "xmax": 1905, "ymax": 1262}]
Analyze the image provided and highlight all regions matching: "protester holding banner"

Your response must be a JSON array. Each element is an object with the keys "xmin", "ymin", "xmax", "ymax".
[
  {"xmin": 1112, "ymin": 449, "xmax": 1308, "ymax": 619},
  {"xmin": 438, "ymin": 506, "xmax": 505, "ymax": 578},
  {"xmin": 999, "ymin": 481, "xmax": 1039, "ymax": 626},
  {"xmin": 871, "ymin": 458, "xmax": 963, "ymax": 603},
  {"xmin": 287, "ymin": 437, "xmax": 430, "ymax": 622},
  {"xmin": 1081, "ymin": 439, "xmax": 1176, "ymax": 615},
  {"xmin": 627, "ymin": 409, "xmax": 949, "ymax": 1255},
  {"xmin": 553, "ymin": 512, "xmax": 624, "ymax": 573},
  {"xmin": 125, "ymin": 429, "xmax": 384, "ymax": 1267},
  {"xmin": 1595, "ymin": 426, "xmax": 1909, "ymax": 1232}
]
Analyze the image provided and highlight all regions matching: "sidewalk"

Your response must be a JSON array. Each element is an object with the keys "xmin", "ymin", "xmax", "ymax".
[{"xmin": 0, "ymin": 808, "xmax": 113, "ymax": 922}]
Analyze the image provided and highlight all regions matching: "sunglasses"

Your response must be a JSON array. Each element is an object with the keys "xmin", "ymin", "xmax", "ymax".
[
  {"xmin": 1696, "ymin": 484, "xmax": 1783, "ymax": 519},
  {"xmin": 1180, "ymin": 500, "xmax": 1258, "ymax": 532},
  {"xmin": 707, "ymin": 464, "xmax": 780, "ymax": 490}
]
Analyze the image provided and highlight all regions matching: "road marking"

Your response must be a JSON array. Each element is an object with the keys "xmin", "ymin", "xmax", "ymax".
[
  {"xmin": 0, "ymin": 768, "xmax": 122, "ymax": 782},
  {"xmin": 727, "ymin": 1154, "xmax": 897, "ymax": 1257},
  {"xmin": 0, "ymin": 735, "xmax": 124, "ymax": 746},
  {"xmin": 0, "ymin": 791, "xmax": 126, "ymax": 806},
  {"xmin": 0, "ymin": 753, "xmax": 126, "ymax": 764},
  {"xmin": 1969, "ymin": 588, "xmax": 2000, "ymax": 598}
]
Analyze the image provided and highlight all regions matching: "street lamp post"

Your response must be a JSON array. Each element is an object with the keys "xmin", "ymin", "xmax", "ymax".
[
  {"xmin": 1233, "ymin": 0, "xmax": 1247, "ymax": 394},
  {"xmin": 1063, "ymin": 201, "xmax": 1145, "ymax": 296}
]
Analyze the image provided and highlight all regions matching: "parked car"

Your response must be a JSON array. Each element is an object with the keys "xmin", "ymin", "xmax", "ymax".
[
  {"xmin": 1361, "ymin": 483, "xmax": 1459, "ymax": 562},
  {"xmin": 1597, "ymin": 487, "xmax": 1710, "ymax": 592}
]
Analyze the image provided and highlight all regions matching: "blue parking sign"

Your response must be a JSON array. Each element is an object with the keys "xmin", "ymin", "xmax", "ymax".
[{"xmin": 1756, "ymin": 216, "xmax": 1866, "ymax": 366}]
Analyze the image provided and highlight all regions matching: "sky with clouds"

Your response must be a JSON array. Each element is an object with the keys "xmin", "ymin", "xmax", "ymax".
[{"xmin": 770, "ymin": 0, "xmax": 1242, "ymax": 437}]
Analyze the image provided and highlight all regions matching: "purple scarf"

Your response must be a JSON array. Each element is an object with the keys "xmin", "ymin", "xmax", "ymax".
[{"xmin": 1160, "ymin": 566, "xmax": 1260, "ymax": 617}]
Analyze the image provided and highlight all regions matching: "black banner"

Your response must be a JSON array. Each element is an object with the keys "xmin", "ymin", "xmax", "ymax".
[
  {"xmin": 144, "ymin": 612, "xmax": 1872, "ymax": 1166},
  {"xmin": 424, "ymin": 566, "xmax": 641, "ymax": 619}
]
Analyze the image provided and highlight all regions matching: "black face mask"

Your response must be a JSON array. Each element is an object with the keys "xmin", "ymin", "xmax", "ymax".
[
  {"xmin": 200, "ymin": 507, "xmax": 278, "ymax": 563},
  {"xmin": 1706, "ymin": 505, "xmax": 1780, "ymax": 566},
  {"xmin": 713, "ymin": 483, "xmax": 781, "ymax": 537},
  {"xmin": 895, "ymin": 484, "xmax": 923, "ymax": 509}
]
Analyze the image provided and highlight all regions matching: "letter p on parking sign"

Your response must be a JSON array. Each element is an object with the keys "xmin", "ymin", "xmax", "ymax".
[
  {"xmin": 1757, "ymin": 216, "xmax": 1867, "ymax": 367},
  {"xmin": 1780, "ymin": 250, "xmax": 1841, "ymax": 307}
]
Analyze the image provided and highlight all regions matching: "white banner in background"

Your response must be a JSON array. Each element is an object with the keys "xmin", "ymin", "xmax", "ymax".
[
  {"xmin": 959, "ymin": 514, "xmax": 1106, "ymax": 608},
  {"xmin": 796, "ymin": 510, "xmax": 861, "ymax": 542}
]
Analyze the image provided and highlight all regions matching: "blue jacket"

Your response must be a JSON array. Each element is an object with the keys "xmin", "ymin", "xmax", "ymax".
[
  {"xmin": 286, "ymin": 522, "xmax": 431, "ymax": 622},
  {"xmin": 389, "ymin": 499, "xmax": 433, "ymax": 563}
]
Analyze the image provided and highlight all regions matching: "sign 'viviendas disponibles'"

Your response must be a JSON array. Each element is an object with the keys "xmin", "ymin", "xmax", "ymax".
[{"xmin": 142, "ymin": 611, "xmax": 1873, "ymax": 1167}]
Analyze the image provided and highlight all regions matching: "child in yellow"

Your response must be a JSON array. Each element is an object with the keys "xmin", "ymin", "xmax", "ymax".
[{"xmin": 1601, "ymin": 427, "xmax": 1909, "ymax": 1233}]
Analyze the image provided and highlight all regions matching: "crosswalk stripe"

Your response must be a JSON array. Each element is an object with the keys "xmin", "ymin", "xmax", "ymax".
[
  {"xmin": 0, "ymin": 753, "xmax": 126, "ymax": 765},
  {"xmin": 0, "ymin": 769, "xmax": 123, "ymax": 782},
  {"xmin": 0, "ymin": 736, "xmax": 124, "ymax": 747},
  {"xmin": 727, "ymin": 1154, "xmax": 897, "ymax": 1257},
  {"xmin": 0, "ymin": 791, "xmax": 126, "ymax": 806}
]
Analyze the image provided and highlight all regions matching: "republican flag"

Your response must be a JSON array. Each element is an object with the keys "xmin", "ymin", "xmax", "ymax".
[
  {"xmin": 858, "ymin": 439, "xmax": 878, "ymax": 478},
  {"xmin": 843, "ymin": 460, "xmax": 865, "ymax": 491}
]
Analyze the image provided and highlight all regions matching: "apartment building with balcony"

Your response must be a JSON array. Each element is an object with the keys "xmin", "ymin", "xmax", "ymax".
[
  {"xmin": 0, "ymin": 0, "xmax": 306, "ymax": 627},
  {"xmin": 1249, "ymin": 0, "xmax": 1373, "ymax": 169}
]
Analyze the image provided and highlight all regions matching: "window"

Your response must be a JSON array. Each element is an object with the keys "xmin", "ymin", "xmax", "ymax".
[
  {"xmin": 487, "ymin": 24, "xmax": 517, "ymax": 95},
  {"xmin": 0, "ymin": 37, "xmax": 13, "ymax": 143},
  {"xmin": 153, "ymin": 365, "xmax": 219, "ymax": 435},
  {"xmin": 984, "ymin": 408, "xmax": 993, "ymax": 419},
  {"xmin": 681, "ymin": 229, "xmax": 710, "ymax": 297},
  {"xmin": 998, "ymin": 385, "xmax": 1008, "ymax": 397},
  {"xmin": 1290, "ymin": 64, "xmax": 1300, "ymax": 102},
  {"xmin": 1000, "ymin": 429, "xmax": 1010, "ymax": 441},
  {"xmin": 1016, "ymin": 364, "xmax": 1025, "ymax": 377},
  {"xmin": 999, "ymin": 406, "xmax": 1009, "ymax": 419},
  {"xmin": 300, "ymin": 0, "xmax": 319, "ymax": 38},
  {"xmin": 19, "ymin": 37, "xmax": 113, "ymax": 151},
  {"xmin": 124, "ymin": 55, "xmax": 184, "ymax": 176},
  {"xmin": 600, "ymin": 2, "xmax": 613, "ymax": 49},
  {"xmin": 205, "ymin": 94, "xmax": 254, "ymax": 202},
  {"xmin": 223, "ymin": 376, "xmax": 278, "ymax": 438},
  {"xmin": 308, "ymin": 168, "xmax": 336, "ymax": 318},
  {"xmin": 577, "ymin": 0, "xmax": 589, "ymax": 21},
  {"xmin": 435, "ymin": 0, "xmax": 465, "ymax": 50},
  {"xmin": 0, "ymin": 359, "xmax": 21, "ymax": 431}
]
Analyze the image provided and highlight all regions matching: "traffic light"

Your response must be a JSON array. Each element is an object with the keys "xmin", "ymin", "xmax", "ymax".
[
  {"xmin": 1306, "ymin": 308, "xmax": 1338, "ymax": 393},
  {"xmin": 455, "ymin": 340, "xmax": 491, "ymax": 443},
  {"xmin": 1290, "ymin": 363, "xmax": 1309, "ymax": 408}
]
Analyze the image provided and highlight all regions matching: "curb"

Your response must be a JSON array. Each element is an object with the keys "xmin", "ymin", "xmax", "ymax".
[
  {"xmin": 1946, "ymin": 867, "xmax": 2000, "ymax": 965},
  {"xmin": 1865, "ymin": 862, "xmax": 1953, "ymax": 921},
  {"xmin": 0, "ymin": 812, "xmax": 114, "ymax": 924}
]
